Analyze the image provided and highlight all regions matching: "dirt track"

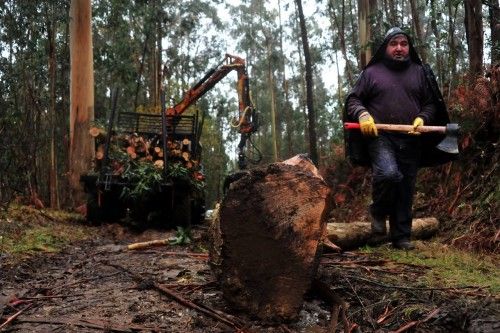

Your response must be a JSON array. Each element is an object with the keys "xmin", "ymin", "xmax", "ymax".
[{"xmin": 1, "ymin": 223, "xmax": 498, "ymax": 332}]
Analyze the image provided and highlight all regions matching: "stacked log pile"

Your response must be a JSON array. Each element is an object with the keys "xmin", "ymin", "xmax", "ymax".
[{"xmin": 88, "ymin": 125, "xmax": 199, "ymax": 174}]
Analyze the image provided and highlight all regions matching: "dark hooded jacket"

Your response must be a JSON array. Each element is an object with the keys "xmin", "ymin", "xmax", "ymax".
[{"xmin": 343, "ymin": 27, "xmax": 456, "ymax": 167}]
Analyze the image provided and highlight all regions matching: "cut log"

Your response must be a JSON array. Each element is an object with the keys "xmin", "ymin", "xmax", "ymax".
[
  {"xmin": 326, "ymin": 217, "xmax": 439, "ymax": 250},
  {"xmin": 153, "ymin": 160, "xmax": 164, "ymax": 169},
  {"xmin": 89, "ymin": 126, "xmax": 106, "ymax": 138},
  {"xmin": 126, "ymin": 146, "xmax": 137, "ymax": 159},
  {"xmin": 95, "ymin": 144, "xmax": 105, "ymax": 160},
  {"xmin": 127, "ymin": 239, "xmax": 169, "ymax": 250},
  {"xmin": 209, "ymin": 154, "xmax": 331, "ymax": 322}
]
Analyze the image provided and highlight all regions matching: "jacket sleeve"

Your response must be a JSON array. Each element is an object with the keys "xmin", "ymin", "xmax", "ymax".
[{"xmin": 346, "ymin": 72, "xmax": 370, "ymax": 120}]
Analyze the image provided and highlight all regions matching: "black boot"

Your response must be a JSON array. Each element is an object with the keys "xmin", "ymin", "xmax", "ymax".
[
  {"xmin": 370, "ymin": 212, "xmax": 387, "ymax": 235},
  {"xmin": 392, "ymin": 239, "xmax": 415, "ymax": 250}
]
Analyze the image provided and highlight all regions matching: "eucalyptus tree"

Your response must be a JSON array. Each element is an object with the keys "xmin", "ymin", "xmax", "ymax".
[
  {"xmin": 227, "ymin": 0, "xmax": 284, "ymax": 165},
  {"xmin": 0, "ymin": 0, "xmax": 71, "ymax": 206},
  {"xmin": 464, "ymin": 0, "xmax": 484, "ymax": 77},
  {"xmin": 488, "ymin": 0, "xmax": 499, "ymax": 65},
  {"xmin": 69, "ymin": 0, "xmax": 94, "ymax": 206}
]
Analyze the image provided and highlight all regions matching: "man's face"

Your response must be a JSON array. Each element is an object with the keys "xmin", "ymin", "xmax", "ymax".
[{"xmin": 385, "ymin": 34, "xmax": 409, "ymax": 61}]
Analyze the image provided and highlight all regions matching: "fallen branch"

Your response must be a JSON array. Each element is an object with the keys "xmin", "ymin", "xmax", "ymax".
[
  {"xmin": 102, "ymin": 261, "xmax": 243, "ymax": 330},
  {"xmin": 311, "ymin": 279, "xmax": 352, "ymax": 333},
  {"xmin": 0, "ymin": 303, "xmax": 32, "ymax": 330},
  {"xmin": 391, "ymin": 307, "xmax": 440, "ymax": 333},
  {"xmin": 50, "ymin": 272, "xmax": 121, "ymax": 292},
  {"xmin": 321, "ymin": 238, "xmax": 342, "ymax": 252},
  {"xmin": 20, "ymin": 294, "xmax": 84, "ymax": 301},
  {"xmin": 127, "ymin": 239, "xmax": 169, "ymax": 250},
  {"xmin": 345, "ymin": 274, "xmax": 485, "ymax": 292},
  {"xmin": 16, "ymin": 317, "xmax": 165, "ymax": 332}
]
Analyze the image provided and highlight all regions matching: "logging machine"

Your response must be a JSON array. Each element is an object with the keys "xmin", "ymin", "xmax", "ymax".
[{"xmin": 80, "ymin": 54, "xmax": 260, "ymax": 226}]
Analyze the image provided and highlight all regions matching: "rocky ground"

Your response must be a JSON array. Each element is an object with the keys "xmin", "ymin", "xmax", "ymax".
[{"xmin": 1, "ymin": 220, "xmax": 498, "ymax": 333}]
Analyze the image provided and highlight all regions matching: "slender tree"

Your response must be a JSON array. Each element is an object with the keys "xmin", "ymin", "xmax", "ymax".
[
  {"xmin": 69, "ymin": 0, "xmax": 94, "ymax": 206},
  {"xmin": 488, "ymin": 0, "xmax": 499, "ymax": 65},
  {"xmin": 47, "ymin": 2, "xmax": 59, "ymax": 208},
  {"xmin": 409, "ymin": 0, "xmax": 427, "ymax": 63},
  {"xmin": 295, "ymin": 0, "xmax": 318, "ymax": 165},
  {"xmin": 358, "ymin": 0, "xmax": 377, "ymax": 68},
  {"xmin": 278, "ymin": 0, "xmax": 294, "ymax": 158},
  {"xmin": 464, "ymin": 0, "xmax": 484, "ymax": 77}
]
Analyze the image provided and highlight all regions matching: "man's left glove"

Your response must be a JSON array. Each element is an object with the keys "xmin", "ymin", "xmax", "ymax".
[{"xmin": 408, "ymin": 117, "xmax": 424, "ymax": 135}]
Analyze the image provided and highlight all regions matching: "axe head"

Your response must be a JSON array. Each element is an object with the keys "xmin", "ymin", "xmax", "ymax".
[{"xmin": 436, "ymin": 123, "xmax": 460, "ymax": 154}]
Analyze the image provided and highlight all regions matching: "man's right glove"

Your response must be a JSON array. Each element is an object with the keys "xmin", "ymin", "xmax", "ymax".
[{"xmin": 358, "ymin": 111, "xmax": 378, "ymax": 137}]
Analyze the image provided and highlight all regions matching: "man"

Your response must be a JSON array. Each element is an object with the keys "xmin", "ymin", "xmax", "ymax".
[{"xmin": 344, "ymin": 27, "xmax": 454, "ymax": 250}]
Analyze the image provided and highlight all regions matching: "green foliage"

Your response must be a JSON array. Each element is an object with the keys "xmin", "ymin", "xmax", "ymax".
[
  {"xmin": 0, "ymin": 205, "xmax": 91, "ymax": 256},
  {"xmin": 120, "ymin": 160, "xmax": 205, "ymax": 203},
  {"xmin": 360, "ymin": 242, "xmax": 500, "ymax": 293},
  {"xmin": 121, "ymin": 161, "xmax": 164, "ymax": 201},
  {"xmin": 169, "ymin": 226, "xmax": 192, "ymax": 245}
]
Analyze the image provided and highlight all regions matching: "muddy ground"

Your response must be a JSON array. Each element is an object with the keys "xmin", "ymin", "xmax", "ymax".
[{"xmin": 1, "ymin": 222, "xmax": 498, "ymax": 333}]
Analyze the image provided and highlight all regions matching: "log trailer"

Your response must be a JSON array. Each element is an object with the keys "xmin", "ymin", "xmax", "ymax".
[{"xmin": 81, "ymin": 54, "xmax": 259, "ymax": 226}]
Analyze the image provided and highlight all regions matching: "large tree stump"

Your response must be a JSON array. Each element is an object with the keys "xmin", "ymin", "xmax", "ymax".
[
  {"xmin": 209, "ymin": 155, "xmax": 331, "ymax": 322},
  {"xmin": 326, "ymin": 217, "xmax": 439, "ymax": 250}
]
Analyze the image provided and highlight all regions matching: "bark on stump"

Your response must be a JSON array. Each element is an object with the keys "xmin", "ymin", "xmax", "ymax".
[{"xmin": 209, "ymin": 155, "xmax": 331, "ymax": 322}]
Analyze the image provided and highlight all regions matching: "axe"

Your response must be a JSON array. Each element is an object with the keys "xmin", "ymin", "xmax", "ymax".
[{"xmin": 344, "ymin": 122, "xmax": 460, "ymax": 154}]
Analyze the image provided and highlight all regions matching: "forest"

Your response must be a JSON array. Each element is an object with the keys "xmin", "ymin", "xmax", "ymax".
[{"xmin": 0, "ymin": 0, "xmax": 498, "ymax": 332}]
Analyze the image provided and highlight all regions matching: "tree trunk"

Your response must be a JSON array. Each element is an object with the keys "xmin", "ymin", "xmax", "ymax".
[
  {"xmin": 464, "ymin": 0, "xmax": 484, "ymax": 77},
  {"xmin": 409, "ymin": 0, "xmax": 427, "ymax": 63},
  {"xmin": 358, "ymin": 0, "xmax": 376, "ymax": 68},
  {"xmin": 295, "ymin": 0, "xmax": 318, "ymax": 165},
  {"xmin": 210, "ymin": 155, "xmax": 331, "ymax": 322},
  {"xmin": 69, "ymin": 0, "xmax": 95, "ymax": 206},
  {"xmin": 326, "ymin": 218, "xmax": 439, "ymax": 250},
  {"xmin": 328, "ymin": 0, "xmax": 354, "ymax": 86},
  {"xmin": 47, "ymin": 3, "xmax": 59, "ymax": 209},
  {"xmin": 431, "ymin": 2, "xmax": 444, "ymax": 87},
  {"xmin": 278, "ymin": 0, "xmax": 294, "ymax": 158},
  {"xmin": 266, "ymin": 35, "xmax": 279, "ymax": 162},
  {"xmin": 155, "ymin": 1, "xmax": 162, "ymax": 107},
  {"xmin": 447, "ymin": 0, "xmax": 459, "ymax": 100},
  {"xmin": 489, "ymin": 0, "xmax": 499, "ymax": 65}
]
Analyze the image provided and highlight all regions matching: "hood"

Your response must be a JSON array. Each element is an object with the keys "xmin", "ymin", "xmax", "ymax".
[{"xmin": 365, "ymin": 27, "xmax": 422, "ymax": 69}]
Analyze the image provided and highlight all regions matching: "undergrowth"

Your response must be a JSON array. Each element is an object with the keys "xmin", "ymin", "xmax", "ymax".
[
  {"xmin": 0, "ymin": 205, "xmax": 92, "ymax": 259},
  {"xmin": 360, "ymin": 241, "xmax": 500, "ymax": 294}
]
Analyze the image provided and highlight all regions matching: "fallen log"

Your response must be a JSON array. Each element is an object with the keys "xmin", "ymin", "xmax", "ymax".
[
  {"xmin": 326, "ymin": 217, "xmax": 439, "ymax": 250},
  {"xmin": 127, "ymin": 239, "xmax": 169, "ymax": 250},
  {"xmin": 209, "ymin": 154, "xmax": 331, "ymax": 322}
]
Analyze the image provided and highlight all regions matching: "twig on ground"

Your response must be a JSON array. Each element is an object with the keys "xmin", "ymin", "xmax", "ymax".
[
  {"xmin": 102, "ymin": 261, "xmax": 243, "ymax": 330},
  {"xmin": 0, "ymin": 303, "xmax": 32, "ymax": 330},
  {"xmin": 20, "ymin": 294, "xmax": 84, "ymax": 300},
  {"xmin": 49, "ymin": 272, "xmax": 121, "ymax": 292},
  {"xmin": 312, "ymin": 279, "xmax": 353, "ymax": 333},
  {"xmin": 390, "ymin": 307, "xmax": 440, "ymax": 333},
  {"xmin": 321, "ymin": 238, "xmax": 342, "ymax": 252},
  {"xmin": 343, "ymin": 276, "xmax": 376, "ymax": 330},
  {"xmin": 16, "ymin": 317, "xmax": 166, "ymax": 332},
  {"xmin": 346, "ymin": 274, "xmax": 485, "ymax": 292},
  {"xmin": 127, "ymin": 239, "xmax": 169, "ymax": 250}
]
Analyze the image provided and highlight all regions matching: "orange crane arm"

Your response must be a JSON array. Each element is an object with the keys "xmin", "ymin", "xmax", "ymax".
[{"xmin": 166, "ymin": 54, "xmax": 256, "ymax": 135}]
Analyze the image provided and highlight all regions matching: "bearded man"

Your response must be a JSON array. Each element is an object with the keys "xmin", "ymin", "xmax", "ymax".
[{"xmin": 344, "ymin": 27, "xmax": 454, "ymax": 250}]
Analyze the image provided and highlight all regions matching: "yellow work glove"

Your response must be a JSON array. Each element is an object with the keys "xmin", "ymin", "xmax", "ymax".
[
  {"xmin": 408, "ymin": 117, "xmax": 424, "ymax": 135},
  {"xmin": 358, "ymin": 111, "xmax": 378, "ymax": 137}
]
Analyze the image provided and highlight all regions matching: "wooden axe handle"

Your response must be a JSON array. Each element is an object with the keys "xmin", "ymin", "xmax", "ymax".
[{"xmin": 344, "ymin": 122, "xmax": 447, "ymax": 134}]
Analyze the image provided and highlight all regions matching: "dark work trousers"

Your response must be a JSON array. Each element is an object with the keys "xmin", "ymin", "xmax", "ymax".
[{"xmin": 368, "ymin": 133, "xmax": 421, "ymax": 242}]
